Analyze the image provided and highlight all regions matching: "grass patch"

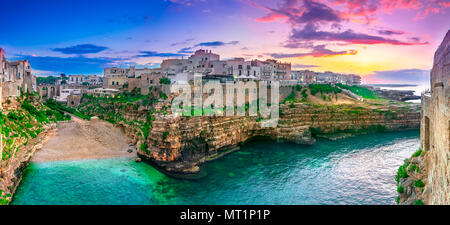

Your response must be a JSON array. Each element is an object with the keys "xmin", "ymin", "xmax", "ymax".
[{"xmin": 336, "ymin": 84, "xmax": 380, "ymax": 99}]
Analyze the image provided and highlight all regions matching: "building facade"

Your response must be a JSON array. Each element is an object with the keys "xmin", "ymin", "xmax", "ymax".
[
  {"xmin": 160, "ymin": 49, "xmax": 291, "ymax": 82},
  {"xmin": 292, "ymin": 70, "xmax": 361, "ymax": 85},
  {"xmin": 0, "ymin": 48, "xmax": 36, "ymax": 101},
  {"xmin": 67, "ymin": 75, "xmax": 102, "ymax": 85}
]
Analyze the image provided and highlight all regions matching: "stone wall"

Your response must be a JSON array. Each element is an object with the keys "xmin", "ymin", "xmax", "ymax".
[{"xmin": 420, "ymin": 30, "xmax": 450, "ymax": 205}]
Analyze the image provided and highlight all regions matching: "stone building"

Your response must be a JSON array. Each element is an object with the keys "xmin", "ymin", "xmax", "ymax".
[
  {"xmin": 103, "ymin": 66, "xmax": 159, "ymax": 89},
  {"xmin": 67, "ymin": 74, "xmax": 102, "ymax": 86},
  {"xmin": 0, "ymin": 48, "xmax": 36, "ymax": 101},
  {"xmin": 160, "ymin": 49, "xmax": 292, "ymax": 81},
  {"xmin": 127, "ymin": 71, "xmax": 163, "ymax": 94},
  {"xmin": 420, "ymin": 30, "xmax": 450, "ymax": 205}
]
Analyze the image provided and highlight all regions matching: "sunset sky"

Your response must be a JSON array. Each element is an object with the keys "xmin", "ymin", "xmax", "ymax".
[{"xmin": 1, "ymin": 0, "xmax": 449, "ymax": 84}]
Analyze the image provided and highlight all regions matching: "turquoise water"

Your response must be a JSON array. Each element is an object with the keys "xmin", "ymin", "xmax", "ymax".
[{"xmin": 12, "ymin": 131, "xmax": 419, "ymax": 205}]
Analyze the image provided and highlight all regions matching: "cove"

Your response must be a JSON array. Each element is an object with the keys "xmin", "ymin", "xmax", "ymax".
[{"xmin": 11, "ymin": 130, "xmax": 419, "ymax": 205}]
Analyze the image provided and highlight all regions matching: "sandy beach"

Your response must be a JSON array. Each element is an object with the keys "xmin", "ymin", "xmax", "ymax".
[{"xmin": 32, "ymin": 117, "xmax": 136, "ymax": 162}]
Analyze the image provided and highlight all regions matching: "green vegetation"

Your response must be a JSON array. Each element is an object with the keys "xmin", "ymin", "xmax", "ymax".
[
  {"xmin": 408, "ymin": 164, "xmax": 419, "ymax": 173},
  {"xmin": 45, "ymin": 99, "xmax": 90, "ymax": 120},
  {"xmin": 308, "ymin": 84, "xmax": 342, "ymax": 96},
  {"xmin": 36, "ymin": 76, "xmax": 60, "ymax": 85},
  {"xmin": 0, "ymin": 190, "xmax": 11, "ymax": 205},
  {"xmin": 396, "ymin": 159, "xmax": 409, "ymax": 183},
  {"xmin": 283, "ymin": 89, "xmax": 297, "ymax": 104},
  {"xmin": 412, "ymin": 149, "xmax": 422, "ymax": 157},
  {"xmin": 414, "ymin": 180, "xmax": 425, "ymax": 188},
  {"xmin": 414, "ymin": 200, "xmax": 424, "ymax": 205},
  {"xmin": 74, "ymin": 87, "xmax": 167, "ymax": 138},
  {"xmin": 301, "ymin": 89, "xmax": 308, "ymax": 98},
  {"xmin": 162, "ymin": 131, "xmax": 169, "ymax": 141},
  {"xmin": 397, "ymin": 185, "xmax": 404, "ymax": 194},
  {"xmin": 336, "ymin": 84, "xmax": 380, "ymax": 99},
  {"xmin": 159, "ymin": 77, "xmax": 171, "ymax": 85},
  {"xmin": 1, "ymin": 92, "xmax": 68, "ymax": 161},
  {"xmin": 140, "ymin": 142, "xmax": 148, "ymax": 152}
]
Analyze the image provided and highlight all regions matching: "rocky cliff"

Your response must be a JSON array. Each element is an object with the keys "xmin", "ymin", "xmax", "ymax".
[
  {"xmin": 0, "ymin": 93, "xmax": 64, "ymax": 204},
  {"xmin": 397, "ymin": 30, "xmax": 450, "ymax": 205},
  {"xmin": 76, "ymin": 86, "xmax": 420, "ymax": 175},
  {"xmin": 141, "ymin": 101, "xmax": 420, "ymax": 174}
]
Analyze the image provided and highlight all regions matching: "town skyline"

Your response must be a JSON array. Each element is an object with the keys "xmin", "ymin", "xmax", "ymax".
[{"xmin": 1, "ymin": 0, "xmax": 449, "ymax": 84}]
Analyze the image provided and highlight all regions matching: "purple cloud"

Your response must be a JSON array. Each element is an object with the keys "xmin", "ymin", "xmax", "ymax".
[
  {"xmin": 289, "ymin": 23, "xmax": 428, "ymax": 45},
  {"xmin": 268, "ymin": 44, "xmax": 357, "ymax": 58},
  {"xmin": 137, "ymin": 51, "xmax": 186, "ymax": 57},
  {"xmin": 378, "ymin": 29, "xmax": 405, "ymax": 35},
  {"xmin": 52, "ymin": 44, "xmax": 108, "ymax": 54}
]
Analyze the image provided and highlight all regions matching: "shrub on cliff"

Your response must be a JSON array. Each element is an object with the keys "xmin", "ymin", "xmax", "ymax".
[
  {"xmin": 397, "ymin": 185, "xmax": 404, "ymax": 193},
  {"xmin": 395, "ymin": 161, "xmax": 409, "ymax": 183},
  {"xmin": 414, "ymin": 200, "xmax": 424, "ymax": 205},
  {"xmin": 414, "ymin": 180, "xmax": 425, "ymax": 188},
  {"xmin": 162, "ymin": 131, "xmax": 169, "ymax": 141},
  {"xmin": 140, "ymin": 142, "xmax": 148, "ymax": 152},
  {"xmin": 412, "ymin": 149, "xmax": 422, "ymax": 157},
  {"xmin": 408, "ymin": 164, "xmax": 419, "ymax": 173}
]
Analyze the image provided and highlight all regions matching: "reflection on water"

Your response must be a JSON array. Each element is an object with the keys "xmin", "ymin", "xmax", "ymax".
[{"xmin": 12, "ymin": 130, "xmax": 419, "ymax": 205}]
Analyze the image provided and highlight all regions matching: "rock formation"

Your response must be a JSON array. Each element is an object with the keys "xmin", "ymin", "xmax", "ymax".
[
  {"xmin": 141, "ymin": 101, "xmax": 420, "ymax": 174},
  {"xmin": 397, "ymin": 30, "xmax": 450, "ymax": 205}
]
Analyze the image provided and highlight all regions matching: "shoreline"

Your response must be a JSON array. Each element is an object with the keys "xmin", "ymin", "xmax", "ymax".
[
  {"xmin": 0, "ymin": 124, "xmax": 56, "ymax": 205},
  {"xmin": 31, "ymin": 117, "xmax": 137, "ymax": 163},
  {"xmin": 2, "ymin": 117, "xmax": 137, "ymax": 205},
  {"xmin": 138, "ymin": 128, "xmax": 420, "ymax": 179}
]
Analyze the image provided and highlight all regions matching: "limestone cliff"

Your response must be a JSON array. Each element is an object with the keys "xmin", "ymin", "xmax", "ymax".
[
  {"xmin": 76, "ymin": 85, "xmax": 420, "ymax": 175},
  {"xmin": 0, "ymin": 93, "xmax": 63, "ymax": 204},
  {"xmin": 141, "ymin": 101, "xmax": 419, "ymax": 174},
  {"xmin": 397, "ymin": 30, "xmax": 450, "ymax": 205}
]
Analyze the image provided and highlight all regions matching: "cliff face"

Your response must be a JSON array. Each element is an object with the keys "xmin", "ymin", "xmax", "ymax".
[
  {"xmin": 76, "ymin": 85, "xmax": 420, "ymax": 175},
  {"xmin": 398, "ymin": 30, "xmax": 450, "ymax": 205},
  {"xmin": 141, "ymin": 102, "xmax": 420, "ymax": 174},
  {"xmin": 0, "ymin": 93, "xmax": 62, "ymax": 204},
  {"xmin": 423, "ymin": 30, "xmax": 450, "ymax": 205}
]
